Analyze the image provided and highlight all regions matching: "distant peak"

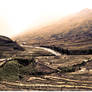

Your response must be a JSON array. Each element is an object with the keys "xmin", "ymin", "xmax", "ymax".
[{"xmin": 80, "ymin": 8, "xmax": 92, "ymax": 13}]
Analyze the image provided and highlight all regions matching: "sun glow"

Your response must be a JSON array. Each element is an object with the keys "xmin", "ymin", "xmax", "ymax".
[{"xmin": 0, "ymin": 0, "xmax": 92, "ymax": 37}]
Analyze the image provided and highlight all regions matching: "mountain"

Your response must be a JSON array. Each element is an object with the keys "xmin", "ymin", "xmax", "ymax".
[
  {"xmin": 0, "ymin": 35, "xmax": 24, "ymax": 57},
  {"xmin": 15, "ymin": 8, "xmax": 92, "ymax": 50}
]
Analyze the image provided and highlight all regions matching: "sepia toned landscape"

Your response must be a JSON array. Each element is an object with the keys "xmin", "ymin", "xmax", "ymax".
[{"xmin": 0, "ymin": 0, "xmax": 92, "ymax": 91}]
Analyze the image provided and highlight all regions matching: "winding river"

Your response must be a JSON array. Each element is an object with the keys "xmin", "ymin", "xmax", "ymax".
[
  {"xmin": 22, "ymin": 45, "xmax": 61, "ymax": 56},
  {"xmin": 35, "ymin": 47, "xmax": 61, "ymax": 56}
]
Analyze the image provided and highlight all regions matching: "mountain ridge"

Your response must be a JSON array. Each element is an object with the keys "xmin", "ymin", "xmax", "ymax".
[{"xmin": 15, "ymin": 8, "xmax": 92, "ymax": 50}]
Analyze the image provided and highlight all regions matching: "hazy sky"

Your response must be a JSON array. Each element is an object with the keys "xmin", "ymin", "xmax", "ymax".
[{"xmin": 0, "ymin": 0, "xmax": 92, "ymax": 37}]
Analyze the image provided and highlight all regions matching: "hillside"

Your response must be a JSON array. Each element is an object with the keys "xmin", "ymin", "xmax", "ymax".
[
  {"xmin": 15, "ymin": 8, "xmax": 92, "ymax": 50},
  {"xmin": 0, "ymin": 35, "xmax": 24, "ymax": 57},
  {"xmin": 2, "ymin": 8, "xmax": 92, "ymax": 91}
]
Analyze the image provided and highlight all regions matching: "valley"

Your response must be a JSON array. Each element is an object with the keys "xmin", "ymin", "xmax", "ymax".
[
  {"xmin": 1, "ymin": 9, "xmax": 92, "ymax": 91},
  {"xmin": 0, "ymin": 44, "xmax": 92, "ymax": 91}
]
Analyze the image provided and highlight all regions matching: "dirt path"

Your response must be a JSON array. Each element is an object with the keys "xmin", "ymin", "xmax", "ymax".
[{"xmin": 0, "ymin": 58, "xmax": 13, "ymax": 67}]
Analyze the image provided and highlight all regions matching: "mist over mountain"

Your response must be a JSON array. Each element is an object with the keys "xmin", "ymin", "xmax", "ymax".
[
  {"xmin": 15, "ymin": 8, "xmax": 92, "ymax": 50},
  {"xmin": 1, "ymin": 8, "xmax": 92, "ymax": 91}
]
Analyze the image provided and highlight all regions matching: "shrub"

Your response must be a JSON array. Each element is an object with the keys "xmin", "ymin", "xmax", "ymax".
[{"xmin": 0, "ymin": 58, "xmax": 36, "ymax": 81}]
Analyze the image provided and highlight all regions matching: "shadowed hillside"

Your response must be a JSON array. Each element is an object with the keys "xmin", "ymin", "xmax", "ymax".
[
  {"xmin": 0, "ymin": 35, "xmax": 24, "ymax": 57},
  {"xmin": 15, "ymin": 8, "xmax": 92, "ymax": 50}
]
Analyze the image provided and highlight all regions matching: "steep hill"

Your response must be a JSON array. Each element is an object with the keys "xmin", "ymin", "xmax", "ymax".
[
  {"xmin": 0, "ymin": 35, "xmax": 24, "ymax": 57},
  {"xmin": 15, "ymin": 8, "xmax": 92, "ymax": 50}
]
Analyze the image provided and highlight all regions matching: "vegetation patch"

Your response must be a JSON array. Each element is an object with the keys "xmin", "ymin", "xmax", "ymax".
[
  {"xmin": 0, "ymin": 60, "xmax": 20, "ymax": 81},
  {"xmin": 58, "ymin": 61, "xmax": 88, "ymax": 73},
  {"xmin": 0, "ymin": 57, "xmax": 55, "ymax": 82},
  {"xmin": 0, "ymin": 58, "xmax": 36, "ymax": 81}
]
